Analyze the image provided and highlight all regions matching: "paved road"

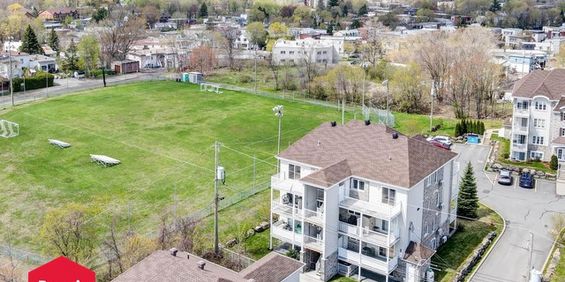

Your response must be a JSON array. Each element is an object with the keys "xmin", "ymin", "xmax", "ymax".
[
  {"xmin": 452, "ymin": 144, "xmax": 565, "ymax": 282},
  {"xmin": 0, "ymin": 70, "xmax": 170, "ymax": 108}
]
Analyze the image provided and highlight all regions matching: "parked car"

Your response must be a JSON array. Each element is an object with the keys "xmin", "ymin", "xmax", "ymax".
[
  {"xmin": 519, "ymin": 172, "xmax": 535, "ymax": 189},
  {"xmin": 429, "ymin": 139, "xmax": 451, "ymax": 150},
  {"xmin": 427, "ymin": 135, "xmax": 452, "ymax": 148},
  {"xmin": 497, "ymin": 170, "xmax": 513, "ymax": 185}
]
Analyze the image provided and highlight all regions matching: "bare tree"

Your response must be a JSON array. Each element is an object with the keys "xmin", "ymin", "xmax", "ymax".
[
  {"xmin": 98, "ymin": 10, "xmax": 146, "ymax": 67},
  {"xmin": 0, "ymin": 240, "xmax": 22, "ymax": 282},
  {"xmin": 217, "ymin": 26, "xmax": 239, "ymax": 70},
  {"xmin": 417, "ymin": 31, "xmax": 451, "ymax": 103},
  {"xmin": 362, "ymin": 29, "xmax": 384, "ymax": 66},
  {"xmin": 188, "ymin": 44, "xmax": 217, "ymax": 74},
  {"xmin": 175, "ymin": 217, "xmax": 199, "ymax": 252},
  {"xmin": 267, "ymin": 54, "xmax": 280, "ymax": 90}
]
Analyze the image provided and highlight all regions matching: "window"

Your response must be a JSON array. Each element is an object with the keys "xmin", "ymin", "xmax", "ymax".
[
  {"xmin": 561, "ymin": 128, "xmax": 565, "ymax": 137},
  {"xmin": 558, "ymin": 148, "xmax": 565, "ymax": 160},
  {"xmin": 437, "ymin": 167, "xmax": 444, "ymax": 182},
  {"xmin": 351, "ymin": 179, "xmax": 365, "ymax": 191},
  {"xmin": 288, "ymin": 164, "xmax": 301, "ymax": 179},
  {"xmin": 289, "ymin": 51, "xmax": 294, "ymax": 54},
  {"xmin": 378, "ymin": 247, "xmax": 387, "ymax": 257},
  {"xmin": 530, "ymin": 151, "xmax": 543, "ymax": 160},
  {"xmin": 532, "ymin": 136, "xmax": 544, "ymax": 145},
  {"xmin": 535, "ymin": 101, "xmax": 547, "ymax": 110},
  {"xmin": 382, "ymin": 187, "xmax": 396, "ymax": 205},
  {"xmin": 280, "ymin": 51, "xmax": 286, "ymax": 54},
  {"xmin": 534, "ymin": 119, "xmax": 545, "ymax": 128},
  {"xmin": 317, "ymin": 51, "xmax": 321, "ymax": 55},
  {"xmin": 436, "ymin": 191, "xmax": 442, "ymax": 208},
  {"xmin": 323, "ymin": 51, "xmax": 327, "ymax": 54},
  {"xmin": 516, "ymin": 101, "xmax": 529, "ymax": 110},
  {"xmin": 561, "ymin": 112, "xmax": 565, "ymax": 121}
]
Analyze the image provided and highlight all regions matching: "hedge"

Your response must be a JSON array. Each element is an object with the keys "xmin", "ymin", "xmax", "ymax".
[{"xmin": 12, "ymin": 72, "xmax": 54, "ymax": 92}]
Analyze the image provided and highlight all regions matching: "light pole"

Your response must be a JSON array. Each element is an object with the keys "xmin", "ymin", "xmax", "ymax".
[
  {"xmin": 430, "ymin": 81, "xmax": 436, "ymax": 132},
  {"xmin": 273, "ymin": 105, "xmax": 284, "ymax": 172},
  {"xmin": 254, "ymin": 44, "xmax": 258, "ymax": 94},
  {"xmin": 8, "ymin": 36, "xmax": 14, "ymax": 106},
  {"xmin": 382, "ymin": 79, "xmax": 389, "ymax": 125}
]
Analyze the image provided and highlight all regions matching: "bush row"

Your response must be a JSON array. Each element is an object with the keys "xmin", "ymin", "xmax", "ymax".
[
  {"xmin": 455, "ymin": 119, "xmax": 485, "ymax": 136},
  {"xmin": 12, "ymin": 72, "xmax": 54, "ymax": 92}
]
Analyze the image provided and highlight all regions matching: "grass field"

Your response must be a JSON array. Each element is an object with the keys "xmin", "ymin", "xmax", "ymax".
[
  {"xmin": 432, "ymin": 205, "xmax": 503, "ymax": 281},
  {"xmin": 0, "ymin": 80, "xmax": 501, "ymax": 261}
]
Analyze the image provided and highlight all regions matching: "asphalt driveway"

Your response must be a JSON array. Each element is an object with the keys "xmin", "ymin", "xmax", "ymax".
[{"xmin": 452, "ymin": 144, "xmax": 565, "ymax": 282}]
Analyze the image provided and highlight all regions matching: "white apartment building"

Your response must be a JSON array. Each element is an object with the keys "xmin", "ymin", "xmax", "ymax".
[
  {"xmin": 270, "ymin": 121, "xmax": 459, "ymax": 281},
  {"xmin": 271, "ymin": 38, "xmax": 339, "ymax": 66},
  {"xmin": 510, "ymin": 69, "xmax": 565, "ymax": 162}
]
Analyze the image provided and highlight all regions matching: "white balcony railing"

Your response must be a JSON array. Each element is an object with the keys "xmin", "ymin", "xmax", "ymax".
[
  {"xmin": 361, "ymin": 227, "xmax": 399, "ymax": 247},
  {"xmin": 271, "ymin": 221, "xmax": 302, "ymax": 246},
  {"xmin": 338, "ymin": 221, "xmax": 360, "ymax": 236},
  {"xmin": 271, "ymin": 175, "xmax": 303, "ymax": 195},
  {"xmin": 513, "ymin": 125, "xmax": 528, "ymax": 134},
  {"xmin": 514, "ymin": 107, "xmax": 530, "ymax": 116},
  {"xmin": 512, "ymin": 142, "xmax": 527, "ymax": 151},
  {"xmin": 271, "ymin": 201, "xmax": 303, "ymax": 219},
  {"xmin": 340, "ymin": 198, "xmax": 401, "ymax": 220},
  {"xmin": 338, "ymin": 248, "xmax": 398, "ymax": 274},
  {"xmin": 303, "ymin": 208, "xmax": 324, "ymax": 226},
  {"xmin": 303, "ymin": 234, "xmax": 323, "ymax": 252}
]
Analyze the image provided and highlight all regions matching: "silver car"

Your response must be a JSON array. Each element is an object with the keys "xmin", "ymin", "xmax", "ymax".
[{"xmin": 497, "ymin": 170, "xmax": 513, "ymax": 185}]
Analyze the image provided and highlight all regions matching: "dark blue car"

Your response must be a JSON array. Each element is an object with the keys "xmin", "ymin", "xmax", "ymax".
[{"xmin": 519, "ymin": 172, "xmax": 535, "ymax": 189}]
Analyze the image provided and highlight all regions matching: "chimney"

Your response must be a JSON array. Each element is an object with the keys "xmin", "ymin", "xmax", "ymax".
[
  {"xmin": 392, "ymin": 132, "xmax": 399, "ymax": 139},
  {"xmin": 197, "ymin": 261, "xmax": 206, "ymax": 270},
  {"xmin": 364, "ymin": 120, "xmax": 371, "ymax": 126},
  {"xmin": 169, "ymin": 248, "xmax": 178, "ymax": 256}
]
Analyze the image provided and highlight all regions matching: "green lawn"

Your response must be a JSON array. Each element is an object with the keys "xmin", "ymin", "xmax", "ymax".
[
  {"xmin": 549, "ymin": 229, "xmax": 565, "ymax": 281},
  {"xmin": 432, "ymin": 205, "xmax": 503, "ymax": 281},
  {"xmin": 491, "ymin": 135, "xmax": 556, "ymax": 174}
]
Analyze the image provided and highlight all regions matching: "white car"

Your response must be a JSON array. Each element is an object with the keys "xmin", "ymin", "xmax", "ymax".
[{"xmin": 427, "ymin": 135, "xmax": 452, "ymax": 147}]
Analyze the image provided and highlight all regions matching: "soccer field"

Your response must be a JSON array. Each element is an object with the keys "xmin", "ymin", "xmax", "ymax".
[{"xmin": 0, "ymin": 81, "xmax": 348, "ymax": 251}]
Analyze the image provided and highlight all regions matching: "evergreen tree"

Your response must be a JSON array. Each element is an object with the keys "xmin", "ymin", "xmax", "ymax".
[
  {"xmin": 328, "ymin": 0, "xmax": 339, "ymax": 8},
  {"xmin": 457, "ymin": 162, "xmax": 479, "ymax": 218},
  {"xmin": 20, "ymin": 25, "xmax": 43, "ymax": 54},
  {"xmin": 62, "ymin": 39, "xmax": 79, "ymax": 72},
  {"xmin": 199, "ymin": 2, "xmax": 208, "ymax": 18},
  {"xmin": 490, "ymin": 0, "xmax": 501, "ymax": 12},
  {"xmin": 461, "ymin": 119, "xmax": 467, "ymax": 134},
  {"xmin": 326, "ymin": 21, "xmax": 334, "ymax": 35},
  {"xmin": 358, "ymin": 4, "xmax": 368, "ymax": 16},
  {"xmin": 48, "ymin": 28, "xmax": 59, "ymax": 53},
  {"xmin": 455, "ymin": 122, "xmax": 462, "ymax": 137},
  {"xmin": 342, "ymin": 4, "xmax": 349, "ymax": 16},
  {"xmin": 480, "ymin": 121, "xmax": 485, "ymax": 135},
  {"xmin": 551, "ymin": 155, "xmax": 559, "ymax": 170},
  {"xmin": 350, "ymin": 19, "xmax": 361, "ymax": 29}
]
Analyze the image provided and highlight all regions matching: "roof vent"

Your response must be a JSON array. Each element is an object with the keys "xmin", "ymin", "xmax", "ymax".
[
  {"xmin": 170, "ymin": 248, "xmax": 178, "ymax": 256},
  {"xmin": 392, "ymin": 132, "xmax": 399, "ymax": 139},
  {"xmin": 330, "ymin": 121, "xmax": 337, "ymax": 127},
  {"xmin": 197, "ymin": 260, "xmax": 206, "ymax": 270},
  {"xmin": 364, "ymin": 120, "xmax": 371, "ymax": 126}
]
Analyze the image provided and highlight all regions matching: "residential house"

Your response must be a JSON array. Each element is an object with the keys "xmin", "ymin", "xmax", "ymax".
[
  {"xmin": 234, "ymin": 31, "xmax": 254, "ymax": 50},
  {"xmin": 38, "ymin": 7, "xmax": 79, "ymax": 22},
  {"xmin": 510, "ymin": 69, "xmax": 565, "ymax": 162},
  {"xmin": 3, "ymin": 41, "xmax": 22, "ymax": 52},
  {"xmin": 270, "ymin": 121, "xmax": 459, "ymax": 281},
  {"xmin": 271, "ymin": 38, "xmax": 339, "ymax": 65},
  {"xmin": 491, "ymin": 49, "xmax": 547, "ymax": 76},
  {"xmin": 0, "ymin": 51, "xmax": 30, "ymax": 78},
  {"xmin": 29, "ymin": 55, "xmax": 57, "ymax": 73},
  {"xmin": 112, "ymin": 250, "xmax": 303, "ymax": 282}
]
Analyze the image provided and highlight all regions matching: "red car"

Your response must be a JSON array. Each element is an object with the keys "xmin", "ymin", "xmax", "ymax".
[{"xmin": 429, "ymin": 139, "xmax": 451, "ymax": 150}]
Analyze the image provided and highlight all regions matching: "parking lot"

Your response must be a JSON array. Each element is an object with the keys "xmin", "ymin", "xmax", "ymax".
[{"xmin": 452, "ymin": 144, "xmax": 565, "ymax": 282}]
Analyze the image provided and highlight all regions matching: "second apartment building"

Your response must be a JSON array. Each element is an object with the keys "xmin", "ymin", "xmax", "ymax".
[{"xmin": 270, "ymin": 121, "xmax": 459, "ymax": 281}]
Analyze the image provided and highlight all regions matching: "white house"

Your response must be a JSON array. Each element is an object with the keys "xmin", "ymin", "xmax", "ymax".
[
  {"xmin": 234, "ymin": 30, "xmax": 254, "ymax": 50},
  {"xmin": 3, "ymin": 41, "xmax": 22, "ymax": 52},
  {"xmin": 28, "ymin": 55, "xmax": 57, "ymax": 73},
  {"xmin": 270, "ymin": 121, "xmax": 459, "ymax": 281},
  {"xmin": 510, "ymin": 69, "xmax": 565, "ymax": 162},
  {"xmin": 271, "ymin": 38, "xmax": 339, "ymax": 65},
  {"xmin": 0, "ymin": 51, "xmax": 30, "ymax": 78}
]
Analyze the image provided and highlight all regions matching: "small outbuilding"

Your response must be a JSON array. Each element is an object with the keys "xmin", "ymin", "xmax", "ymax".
[{"xmin": 112, "ymin": 60, "xmax": 140, "ymax": 74}]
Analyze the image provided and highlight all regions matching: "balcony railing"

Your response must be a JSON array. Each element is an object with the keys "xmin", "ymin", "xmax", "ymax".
[
  {"xmin": 271, "ymin": 175, "xmax": 303, "ymax": 195},
  {"xmin": 361, "ymin": 227, "xmax": 398, "ymax": 247},
  {"xmin": 514, "ymin": 107, "xmax": 530, "ymax": 116},
  {"xmin": 303, "ymin": 208, "xmax": 324, "ymax": 226},
  {"xmin": 512, "ymin": 142, "xmax": 527, "ymax": 151},
  {"xmin": 338, "ymin": 248, "xmax": 398, "ymax": 274},
  {"xmin": 271, "ymin": 221, "xmax": 302, "ymax": 246},
  {"xmin": 303, "ymin": 234, "xmax": 323, "ymax": 252},
  {"xmin": 340, "ymin": 198, "xmax": 401, "ymax": 220},
  {"xmin": 271, "ymin": 201, "xmax": 303, "ymax": 219},
  {"xmin": 338, "ymin": 221, "xmax": 360, "ymax": 236},
  {"xmin": 513, "ymin": 125, "xmax": 528, "ymax": 134}
]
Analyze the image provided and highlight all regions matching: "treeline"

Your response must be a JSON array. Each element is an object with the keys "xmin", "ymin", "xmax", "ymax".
[{"xmin": 454, "ymin": 119, "xmax": 486, "ymax": 136}]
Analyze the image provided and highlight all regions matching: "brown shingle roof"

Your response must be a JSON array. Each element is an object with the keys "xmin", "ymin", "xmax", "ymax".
[
  {"xmin": 239, "ymin": 252, "xmax": 304, "ymax": 282},
  {"xmin": 278, "ymin": 121, "xmax": 457, "ymax": 188},
  {"xmin": 112, "ymin": 250, "xmax": 245, "ymax": 282},
  {"xmin": 301, "ymin": 159, "xmax": 352, "ymax": 188},
  {"xmin": 512, "ymin": 69, "xmax": 565, "ymax": 100},
  {"xmin": 403, "ymin": 241, "xmax": 435, "ymax": 266}
]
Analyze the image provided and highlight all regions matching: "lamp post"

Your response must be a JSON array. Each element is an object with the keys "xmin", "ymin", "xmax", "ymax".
[
  {"xmin": 273, "ymin": 105, "xmax": 284, "ymax": 172},
  {"xmin": 382, "ymin": 79, "xmax": 389, "ymax": 125},
  {"xmin": 8, "ymin": 36, "xmax": 14, "ymax": 106}
]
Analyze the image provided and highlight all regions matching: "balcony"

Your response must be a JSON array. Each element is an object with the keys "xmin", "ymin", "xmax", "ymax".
[
  {"xmin": 304, "ymin": 234, "xmax": 323, "ymax": 252},
  {"xmin": 303, "ymin": 208, "xmax": 324, "ymax": 226},
  {"xmin": 513, "ymin": 125, "xmax": 528, "ymax": 134},
  {"xmin": 361, "ymin": 228, "xmax": 399, "ymax": 247},
  {"xmin": 271, "ymin": 220, "xmax": 302, "ymax": 246},
  {"xmin": 514, "ymin": 107, "xmax": 530, "ymax": 117},
  {"xmin": 271, "ymin": 175, "xmax": 303, "ymax": 195},
  {"xmin": 271, "ymin": 201, "xmax": 303, "ymax": 220},
  {"xmin": 340, "ymin": 198, "xmax": 401, "ymax": 220},
  {"xmin": 512, "ymin": 142, "xmax": 527, "ymax": 152},
  {"xmin": 339, "ymin": 221, "xmax": 360, "ymax": 236},
  {"xmin": 338, "ymin": 248, "xmax": 398, "ymax": 274}
]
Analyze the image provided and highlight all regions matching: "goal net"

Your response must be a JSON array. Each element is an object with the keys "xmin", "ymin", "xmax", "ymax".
[{"xmin": 0, "ymin": 119, "xmax": 19, "ymax": 138}]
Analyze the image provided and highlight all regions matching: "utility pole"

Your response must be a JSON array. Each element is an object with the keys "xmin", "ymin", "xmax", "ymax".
[
  {"xmin": 214, "ymin": 141, "xmax": 220, "ymax": 256},
  {"xmin": 430, "ymin": 81, "xmax": 436, "ymax": 132},
  {"xmin": 362, "ymin": 67, "xmax": 366, "ymax": 117},
  {"xmin": 382, "ymin": 80, "xmax": 389, "ymax": 125},
  {"xmin": 273, "ymin": 105, "xmax": 284, "ymax": 172},
  {"xmin": 254, "ymin": 44, "xmax": 257, "ymax": 94},
  {"xmin": 8, "ymin": 36, "xmax": 14, "ymax": 107}
]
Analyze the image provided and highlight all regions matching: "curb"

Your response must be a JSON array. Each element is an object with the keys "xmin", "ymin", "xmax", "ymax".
[
  {"xmin": 542, "ymin": 228, "xmax": 565, "ymax": 274},
  {"xmin": 466, "ymin": 202, "xmax": 507, "ymax": 282}
]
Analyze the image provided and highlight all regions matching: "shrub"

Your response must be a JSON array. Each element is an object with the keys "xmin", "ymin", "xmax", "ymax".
[
  {"xmin": 90, "ymin": 69, "xmax": 115, "ymax": 78},
  {"xmin": 239, "ymin": 74, "xmax": 252, "ymax": 84},
  {"xmin": 551, "ymin": 155, "xmax": 558, "ymax": 170},
  {"xmin": 286, "ymin": 249, "xmax": 299, "ymax": 260},
  {"xmin": 12, "ymin": 72, "xmax": 54, "ymax": 92}
]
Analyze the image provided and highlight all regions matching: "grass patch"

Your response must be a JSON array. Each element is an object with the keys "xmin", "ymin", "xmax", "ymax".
[
  {"xmin": 432, "ymin": 205, "xmax": 503, "ymax": 282},
  {"xmin": 329, "ymin": 275, "xmax": 357, "ymax": 282},
  {"xmin": 549, "ymin": 229, "xmax": 565, "ymax": 281},
  {"xmin": 491, "ymin": 135, "xmax": 555, "ymax": 174}
]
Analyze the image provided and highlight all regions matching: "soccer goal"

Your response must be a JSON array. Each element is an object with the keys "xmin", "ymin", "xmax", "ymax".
[
  {"xmin": 200, "ymin": 83, "xmax": 222, "ymax": 94},
  {"xmin": 0, "ymin": 119, "xmax": 19, "ymax": 138}
]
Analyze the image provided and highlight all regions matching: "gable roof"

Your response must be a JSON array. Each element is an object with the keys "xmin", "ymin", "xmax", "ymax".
[
  {"xmin": 512, "ymin": 69, "xmax": 565, "ymax": 100},
  {"xmin": 279, "ymin": 121, "xmax": 457, "ymax": 188},
  {"xmin": 239, "ymin": 252, "xmax": 304, "ymax": 282}
]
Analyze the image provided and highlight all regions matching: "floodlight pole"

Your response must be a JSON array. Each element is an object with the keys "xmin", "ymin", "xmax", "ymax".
[
  {"xmin": 8, "ymin": 36, "xmax": 14, "ymax": 107},
  {"xmin": 382, "ymin": 79, "xmax": 389, "ymax": 125},
  {"xmin": 254, "ymin": 44, "xmax": 258, "ymax": 94},
  {"xmin": 214, "ymin": 140, "xmax": 220, "ymax": 256},
  {"xmin": 273, "ymin": 105, "xmax": 283, "ymax": 172}
]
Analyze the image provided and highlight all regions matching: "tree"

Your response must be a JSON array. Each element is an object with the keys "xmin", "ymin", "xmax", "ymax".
[
  {"xmin": 217, "ymin": 26, "xmax": 239, "ymax": 70},
  {"xmin": 350, "ymin": 19, "xmax": 361, "ymax": 29},
  {"xmin": 551, "ymin": 155, "xmax": 559, "ymax": 170},
  {"xmin": 47, "ymin": 28, "xmax": 59, "ymax": 53},
  {"xmin": 142, "ymin": 5, "xmax": 160, "ymax": 28},
  {"xmin": 457, "ymin": 162, "xmax": 479, "ymax": 219},
  {"xmin": 92, "ymin": 7, "xmax": 108, "ymax": 23},
  {"xmin": 62, "ymin": 39, "xmax": 79, "ymax": 72},
  {"xmin": 391, "ymin": 63, "xmax": 429, "ymax": 114},
  {"xmin": 246, "ymin": 21, "xmax": 267, "ymax": 48},
  {"xmin": 78, "ymin": 35, "xmax": 100, "ymax": 76},
  {"xmin": 328, "ymin": 0, "xmax": 339, "ymax": 8},
  {"xmin": 98, "ymin": 13, "xmax": 146, "ymax": 67},
  {"xmin": 490, "ymin": 0, "xmax": 502, "ymax": 12},
  {"xmin": 39, "ymin": 204, "xmax": 97, "ymax": 264},
  {"xmin": 20, "ymin": 25, "xmax": 42, "ymax": 54},
  {"xmin": 199, "ymin": 2, "xmax": 208, "ymax": 18},
  {"xmin": 358, "ymin": 4, "xmax": 368, "ymax": 15},
  {"xmin": 188, "ymin": 44, "xmax": 217, "ymax": 74},
  {"xmin": 379, "ymin": 12, "xmax": 399, "ymax": 28}
]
